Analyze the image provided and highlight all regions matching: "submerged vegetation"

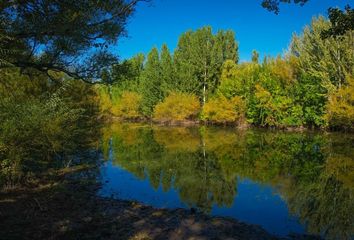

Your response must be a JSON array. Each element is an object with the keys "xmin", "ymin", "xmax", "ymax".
[{"xmin": 98, "ymin": 16, "xmax": 354, "ymax": 130}]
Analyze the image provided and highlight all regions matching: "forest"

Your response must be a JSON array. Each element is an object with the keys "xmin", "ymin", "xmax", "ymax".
[{"xmin": 97, "ymin": 16, "xmax": 354, "ymax": 130}]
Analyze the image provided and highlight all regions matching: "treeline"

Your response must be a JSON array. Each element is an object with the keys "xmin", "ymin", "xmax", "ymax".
[{"xmin": 98, "ymin": 17, "xmax": 354, "ymax": 131}]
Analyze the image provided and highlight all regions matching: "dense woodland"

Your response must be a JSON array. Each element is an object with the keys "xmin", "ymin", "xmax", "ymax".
[{"xmin": 98, "ymin": 17, "xmax": 354, "ymax": 130}]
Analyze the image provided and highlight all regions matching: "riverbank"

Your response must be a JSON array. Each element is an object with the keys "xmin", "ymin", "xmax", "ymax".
[
  {"xmin": 108, "ymin": 116, "xmax": 322, "ymax": 132},
  {"xmin": 0, "ymin": 167, "xmax": 322, "ymax": 240}
]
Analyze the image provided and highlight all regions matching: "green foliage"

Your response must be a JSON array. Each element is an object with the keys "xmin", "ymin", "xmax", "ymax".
[
  {"xmin": 0, "ymin": 0, "xmax": 142, "ymax": 80},
  {"xmin": 174, "ymin": 27, "xmax": 239, "ymax": 103},
  {"xmin": 96, "ymin": 84, "xmax": 112, "ymax": 117},
  {"xmin": 322, "ymin": 5, "xmax": 354, "ymax": 38},
  {"xmin": 140, "ymin": 47, "xmax": 164, "ymax": 117},
  {"xmin": 325, "ymin": 77, "xmax": 354, "ymax": 131},
  {"xmin": 202, "ymin": 96, "xmax": 246, "ymax": 124},
  {"xmin": 262, "ymin": 0, "xmax": 309, "ymax": 14},
  {"xmin": 111, "ymin": 91, "xmax": 143, "ymax": 119},
  {"xmin": 153, "ymin": 92, "xmax": 200, "ymax": 121},
  {"xmin": 217, "ymin": 60, "xmax": 260, "ymax": 99},
  {"xmin": 290, "ymin": 16, "xmax": 354, "ymax": 90},
  {"xmin": 160, "ymin": 44, "xmax": 176, "ymax": 95},
  {"xmin": 0, "ymin": 70, "xmax": 100, "ymax": 185},
  {"xmin": 101, "ymin": 20, "xmax": 352, "ymax": 130}
]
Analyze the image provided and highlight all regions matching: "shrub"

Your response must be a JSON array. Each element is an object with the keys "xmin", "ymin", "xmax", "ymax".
[
  {"xmin": 202, "ymin": 96, "xmax": 246, "ymax": 124},
  {"xmin": 153, "ymin": 92, "xmax": 200, "ymax": 121},
  {"xmin": 325, "ymin": 77, "xmax": 354, "ymax": 131},
  {"xmin": 111, "ymin": 91, "xmax": 142, "ymax": 119},
  {"xmin": 0, "ymin": 79, "xmax": 99, "ymax": 186}
]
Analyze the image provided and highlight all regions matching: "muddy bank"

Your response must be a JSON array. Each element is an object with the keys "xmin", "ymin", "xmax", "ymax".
[{"xmin": 0, "ymin": 175, "xmax": 321, "ymax": 240}]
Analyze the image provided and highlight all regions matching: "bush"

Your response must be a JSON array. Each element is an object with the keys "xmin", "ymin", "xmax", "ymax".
[
  {"xmin": 325, "ymin": 77, "xmax": 354, "ymax": 131},
  {"xmin": 0, "ymin": 74, "xmax": 99, "ymax": 186},
  {"xmin": 153, "ymin": 92, "xmax": 200, "ymax": 121},
  {"xmin": 111, "ymin": 91, "xmax": 142, "ymax": 119},
  {"xmin": 202, "ymin": 96, "xmax": 246, "ymax": 124}
]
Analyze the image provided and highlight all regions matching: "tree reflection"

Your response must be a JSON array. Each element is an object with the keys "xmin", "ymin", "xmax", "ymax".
[{"xmin": 103, "ymin": 123, "xmax": 354, "ymax": 239}]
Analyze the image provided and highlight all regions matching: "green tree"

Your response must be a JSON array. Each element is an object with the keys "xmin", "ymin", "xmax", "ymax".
[
  {"xmin": 174, "ymin": 27, "xmax": 239, "ymax": 105},
  {"xmin": 262, "ymin": 0, "xmax": 309, "ymax": 14},
  {"xmin": 0, "ymin": 0, "xmax": 143, "ymax": 81},
  {"xmin": 290, "ymin": 17, "xmax": 354, "ymax": 90},
  {"xmin": 140, "ymin": 47, "xmax": 163, "ymax": 117},
  {"xmin": 160, "ymin": 44, "xmax": 175, "ymax": 95}
]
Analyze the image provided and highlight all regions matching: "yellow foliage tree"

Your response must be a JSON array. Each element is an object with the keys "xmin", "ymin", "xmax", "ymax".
[
  {"xmin": 202, "ymin": 96, "xmax": 246, "ymax": 124},
  {"xmin": 111, "ymin": 91, "xmax": 142, "ymax": 119},
  {"xmin": 325, "ymin": 77, "xmax": 354, "ymax": 131},
  {"xmin": 153, "ymin": 92, "xmax": 200, "ymax": 121},
  {"xmin": 96, "ymin": 85, "xmax": 112, "ymax": 116}
]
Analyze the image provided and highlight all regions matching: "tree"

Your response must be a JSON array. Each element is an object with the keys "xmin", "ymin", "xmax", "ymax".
[
  {"xmin": 262, "ymin": 0, "xmax": 309, "ymax": 14},
  {"xmin": 111, "ymin": 53, "xmax": 145, "ymax": 90},
  {"xmin": 262, "ymin": 1, "xmax": 353, "ymax": 37},
  {"xmin": 160, "ymin": 44, "xmax": 175, "ymax": 95},
  {"xmin": 140, "ymin": 47, "xmax": 163, "ymax": 117},
  {"xmin": 174, "ymin": 27, "xmax": 239, "ymax": 105},
  {"xmin": 290, "ymin": 16, "xmax": 354, "ymax": 90},
  {"xmin": 0, "ymin": 0, "xmax": 144, "ymax": 81},
  {"xmin": 321, "ymin": 5, "xmax": 354, "ymax": 39},
  {"xmin": 252, "ymin": 50, "xmax": 260, "ymax": 64}
]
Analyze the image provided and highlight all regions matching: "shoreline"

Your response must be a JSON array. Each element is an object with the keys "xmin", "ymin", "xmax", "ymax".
[
  {"xmin": 106, "ymin": 116, "xmax": 330, "ymax": 133},
  {"xmin": 0, "ymin": 176, "xmax": 322, "ymax": 240}
]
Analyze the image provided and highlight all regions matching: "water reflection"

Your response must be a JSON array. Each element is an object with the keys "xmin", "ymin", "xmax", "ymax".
[{"xmin": 100, "ymin": 123, "xmax": 354, "ymax": 239}]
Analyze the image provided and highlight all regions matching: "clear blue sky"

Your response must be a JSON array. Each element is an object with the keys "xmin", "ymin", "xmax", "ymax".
[{"xmin": 114, "ymin": 0, "xmax": 352, "ymax": 62}]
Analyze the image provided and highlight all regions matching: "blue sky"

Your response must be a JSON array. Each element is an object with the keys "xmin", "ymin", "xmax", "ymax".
[{"xmin": 114, "ymin": 0, "xmax": 352, "ymax": 62}]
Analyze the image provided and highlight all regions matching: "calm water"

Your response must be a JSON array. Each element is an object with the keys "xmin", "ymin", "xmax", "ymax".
[{"xmin": 99, "ymin": 123, "xmax": 354, "ymax": 239}]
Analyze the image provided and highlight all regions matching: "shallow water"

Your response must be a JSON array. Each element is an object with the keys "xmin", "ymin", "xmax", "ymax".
[{"xmin": 99, "ymin": 123, "xmax": 354, "ymax": 239}]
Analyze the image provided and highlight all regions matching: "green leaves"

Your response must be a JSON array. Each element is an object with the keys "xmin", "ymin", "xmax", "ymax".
[{"xmin": 0, "ymin": 0, "xmax": 143, "ymax": 80}]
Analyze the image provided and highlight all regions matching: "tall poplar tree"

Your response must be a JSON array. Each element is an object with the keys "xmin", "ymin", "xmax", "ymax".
[
  {"xmin": 140, "ymin": 47, "xmax": 163, "ymax": 117},
  {"xmin": 160, "ymin": 44, "xmax": 175, "ymax": 95},
  {"xmin": 174, "ymin": 27, "xmax": 239, "ymax": 105}
]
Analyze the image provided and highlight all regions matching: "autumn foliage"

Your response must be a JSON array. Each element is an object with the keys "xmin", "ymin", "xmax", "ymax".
[
  {"xmin": 153, "ymin": 92, "xmax": 200, "ymax": 122},
  {"xmin": 325, "ymin": 77, "xmax": 354, "ymax": 131},
  {"xmin": 202, "ymin": 96, "xmax": 246, "ymax": 124},
  {"xmin": 112, "ymin": 91, "xmax": 143, "ymax": 119}
]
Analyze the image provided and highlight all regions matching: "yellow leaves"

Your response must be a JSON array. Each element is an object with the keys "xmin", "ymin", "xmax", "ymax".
[
  {"xmin": 202, "ymin": 96, "xmax": 246, "ymax": 124},
  {"xmin": 111, "ymin": 91, "xmax": 142, "ymax": 119},
  {"xmin": 153, "ymin": 92, "xmax": 200, "ymax": 121},
  {"xmin": 220, "ymin": 60, "xmax": 238, "ymax": 81},
  {"xmin": 96, "ymin": 85, "xmax": 112, "ymax": 115},
  {"xmin": 153, "ymin": 127, "xmax": 200, "ymax": 152},
  {"xmin": 254, "ymin": 84, "xmax": 271, "ymax": 104},
  {"xmin": 271, "ymin": 56, "xmax": 296, "ymax": 85},
  {"xmin": 325, "ymin": 76, "xmax": 354, "ymax": 130}
]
